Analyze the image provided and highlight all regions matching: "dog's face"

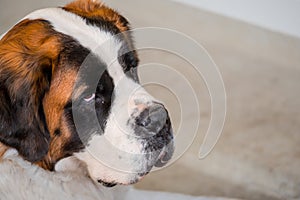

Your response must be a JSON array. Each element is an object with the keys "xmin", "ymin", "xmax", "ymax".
[{"xmin": 0, "ymin": 0, "xmax": 173, "ymax": 186}]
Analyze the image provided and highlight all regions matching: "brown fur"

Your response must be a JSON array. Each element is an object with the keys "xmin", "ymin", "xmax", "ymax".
[
  {"xmin": 37, "ymin": 69, "xmax": 78, "ymax": 170},
  {"xmin": 64, "ymin": 0, "xmax": 129, "ymax": 32},
  {"xmin": 0, "ymin": 18, "xmax": 75, "ymax": 167},
  {"xmin": 0, "ymin": 19, "xmax": 63, "ymax": 162},
  {"xmin": 0, "ymin": 19, "xmax": 61, "ymax": 101}
]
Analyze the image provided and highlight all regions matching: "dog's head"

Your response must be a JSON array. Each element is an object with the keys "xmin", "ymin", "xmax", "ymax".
[{"xmin": 0, "ymin": 0, "xmax": 174, "ymax": 186}]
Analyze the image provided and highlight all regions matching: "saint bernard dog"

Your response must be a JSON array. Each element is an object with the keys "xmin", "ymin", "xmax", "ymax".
[{"xmin": 0, "ymin": 0, "xmax": 174, "ymax": 188}]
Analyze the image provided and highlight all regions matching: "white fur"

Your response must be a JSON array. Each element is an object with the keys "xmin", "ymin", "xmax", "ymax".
[
  {"xmin": 0, "ymin": 149, "xmax": 112, "ymax": 200},
  {"xmin": 27, "ymin": 8, "xmax": 117, "ymax": 62}
]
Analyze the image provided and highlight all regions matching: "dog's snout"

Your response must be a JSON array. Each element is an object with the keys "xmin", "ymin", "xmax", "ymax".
[{"xmin": 136, "ymin": 104, "xmax": 168, "ymax": 134}]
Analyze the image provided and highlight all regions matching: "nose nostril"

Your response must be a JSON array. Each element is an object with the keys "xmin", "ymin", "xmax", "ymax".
[{"xmin": 140, "ymin": 116, "xmax": 151, "ymax": 127}]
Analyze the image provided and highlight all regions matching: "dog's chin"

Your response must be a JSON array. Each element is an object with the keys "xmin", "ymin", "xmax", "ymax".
[
  {"xmin": 68, "ymin": 145, "xmax": 173, "ymax": 187},
  {"xmin": 91, "ymin": 166, "xmax": 149, "ymax": 187},
  {"xmin": 96, "ymin": 172, "xmax": 146, "ymax": 187},
  {"xmin": 92, "ymin": 144, "xmax": 174, "ymax": 187},
  {"xmin": 71, "ymin": 125, "xmax": 174, "ymax": 187}
]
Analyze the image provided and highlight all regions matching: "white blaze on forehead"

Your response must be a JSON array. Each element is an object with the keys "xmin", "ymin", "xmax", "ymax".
[{"xmin": 26, "ymin": 8, "xmax": 124, "ymax": 80}]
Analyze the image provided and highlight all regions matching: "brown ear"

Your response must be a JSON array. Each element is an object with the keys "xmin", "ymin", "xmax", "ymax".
[{"xmin": 0, "ymin": 19, "xmax": 60, "ymax": 162}]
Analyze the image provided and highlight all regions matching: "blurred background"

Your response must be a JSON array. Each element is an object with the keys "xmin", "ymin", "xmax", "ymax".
[{"xmin": 1, "ymin": 0, "xmax": 300, "ymax": 199}]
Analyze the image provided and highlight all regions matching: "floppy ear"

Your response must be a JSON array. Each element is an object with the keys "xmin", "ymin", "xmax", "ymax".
[{"xmin": 0, "ymin": 19, "xmax": 60, "ymax": 162}]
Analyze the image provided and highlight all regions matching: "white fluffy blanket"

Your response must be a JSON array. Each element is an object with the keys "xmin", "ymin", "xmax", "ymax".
[{"xmin": 0, "ymin": 149, "xmax": 227, "ymax": 200}]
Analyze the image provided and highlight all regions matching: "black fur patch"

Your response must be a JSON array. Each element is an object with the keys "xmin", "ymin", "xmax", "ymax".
[
  {"xmin": 62, "ymin": 7, "xmax": 139, "ymax": 74},
  {"xmin": 70, "ymin": 52, "xmax": 115, "ymax": 145}
]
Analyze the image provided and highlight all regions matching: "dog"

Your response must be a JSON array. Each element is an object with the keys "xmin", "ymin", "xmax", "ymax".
[{"xmin": 0, "ymin": 0, "xmax": 174, "ymax": 189}]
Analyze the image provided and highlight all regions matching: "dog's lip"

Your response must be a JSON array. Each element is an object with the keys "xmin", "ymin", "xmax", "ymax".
[
  {"xmin": 154, "ymin": 142, "xmax": 174, "ymax": 168},
  {"xmin": 97, "ymin": 179, "xmax": 117, "ymax": 187},
  {"xmin": 154, "ymin": 150, "xmax": 169, "ymax": 168},
  {"xmin": 156, "ymin": 150, "xmax": 168, "ymax": 165},
  {"xmin": 154, "ymin": 125, "xmax": 174, "ymax": 168}
]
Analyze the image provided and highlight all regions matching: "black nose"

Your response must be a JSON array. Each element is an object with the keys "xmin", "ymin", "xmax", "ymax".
[{"xmin": 136, "ymin": 103, "xmax": 168, "ymax": 135}]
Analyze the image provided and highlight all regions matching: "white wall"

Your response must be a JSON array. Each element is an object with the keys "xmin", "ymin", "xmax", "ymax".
[{"xmin": 171, "ymin": 0, "xmax": 300, "ymax": 38}]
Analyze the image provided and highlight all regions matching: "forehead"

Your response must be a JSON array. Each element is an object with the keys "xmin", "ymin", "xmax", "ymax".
[{"xmin": 26, "ymin": 7, "xmax": 127, "ymax": 85}]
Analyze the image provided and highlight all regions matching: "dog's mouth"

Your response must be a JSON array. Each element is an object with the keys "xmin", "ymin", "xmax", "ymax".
[
  {"xmin": 96, "ymin": 145, "xmax": 174, "ymax": 187},
  {"xmin": 97, "ymin": 180, "xmax": 117, "ymax": 187},
  {"xmin": 96, "ymin": 154, "xmax": 172, "ymax": 188},
  {"xmin": 96, "ymin": 132, "xmax": 174, "ymax": 187}
]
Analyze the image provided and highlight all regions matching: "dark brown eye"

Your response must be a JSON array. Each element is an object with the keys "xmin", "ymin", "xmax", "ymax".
[
  {"xmin": 98, "ymin": 84, "xmax": 105, "ymax": 94},
  {"xmin": 83, "ymin": 93, "xmax": 95, "ymax": 102}
]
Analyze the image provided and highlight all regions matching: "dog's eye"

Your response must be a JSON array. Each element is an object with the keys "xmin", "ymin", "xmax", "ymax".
[
  {"xmin": 97, "ymin": 84, "xmax": 106, "ymax": 95},
  {"xmin": 83, "ymin": 93, "xmax": 95, "ymax": 102}
]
